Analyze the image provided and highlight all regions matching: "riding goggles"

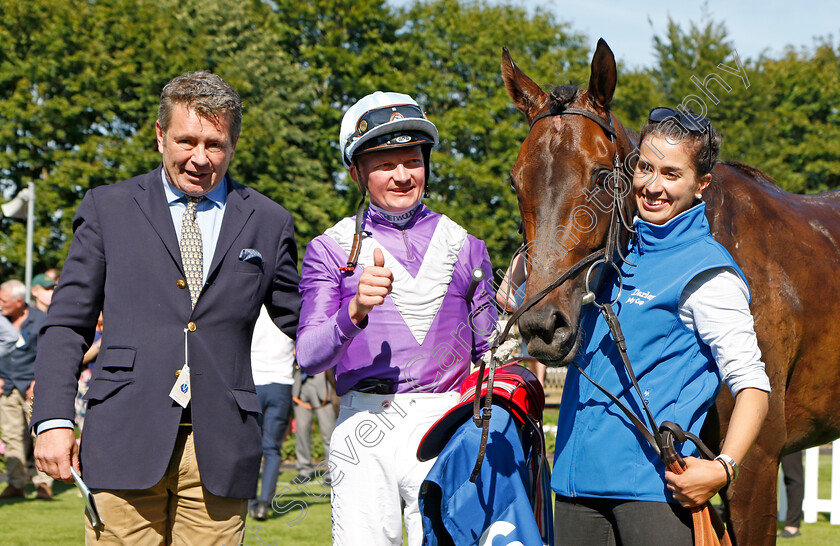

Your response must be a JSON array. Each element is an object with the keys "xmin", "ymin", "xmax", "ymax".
[
  {"xmin": 353, "ymin": 103, "xmax": 427, "ymax": 138},
  {"xmin": 648, "ymin": 106, "xmax": 713, "ymax": 173}
]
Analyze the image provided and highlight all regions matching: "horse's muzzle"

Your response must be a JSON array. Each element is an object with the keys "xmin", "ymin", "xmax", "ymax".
[{"xmin": 518, "ymin": 305, "xmax": 578, "ymax": 365}]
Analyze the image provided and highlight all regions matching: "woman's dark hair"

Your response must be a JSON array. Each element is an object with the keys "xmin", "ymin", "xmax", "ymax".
[{"xmin": 640, "ymin": 108, "xmax": 722, "ymax": 176}]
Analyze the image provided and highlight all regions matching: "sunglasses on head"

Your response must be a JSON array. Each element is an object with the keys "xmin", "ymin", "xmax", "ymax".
[
  {"xmin": 354, "ymin": 104, "xmax": 426, "ymax": 137},
  {"xmin": 648, "ymin": 106, "xmax": 713, "ymax": 174}
]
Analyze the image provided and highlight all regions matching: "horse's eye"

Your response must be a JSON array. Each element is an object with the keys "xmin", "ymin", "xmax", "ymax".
[{"xmin": 594, "ymin": 170, "xmax": 611, "ymax": 187}]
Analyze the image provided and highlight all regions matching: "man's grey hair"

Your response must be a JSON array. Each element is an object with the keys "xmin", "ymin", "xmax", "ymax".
[
  {"xmin": 0, "ymin": 280, "xmax": 25, "ymax": 301},
  {"xmin": 158, "ymin": 71, "xmax": 242, "ymax": 139}
]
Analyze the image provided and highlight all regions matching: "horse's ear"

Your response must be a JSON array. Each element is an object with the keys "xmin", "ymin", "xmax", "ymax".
[
  {"xmin": 502, "ymin": 46, "xmax": 546, "ymax": 119},
  {"xmin": 587, "ymin": 38, "xmax": 616, "ymax": 110}
]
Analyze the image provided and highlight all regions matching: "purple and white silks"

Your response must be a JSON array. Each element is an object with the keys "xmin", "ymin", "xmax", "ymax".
[{"xmin": 297, "ymin": 205, "xmax": 497, "ymax": 395}]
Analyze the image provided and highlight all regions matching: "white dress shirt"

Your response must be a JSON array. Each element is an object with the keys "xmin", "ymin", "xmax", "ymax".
[{"xmin": 679, "ymin": 267, "xmax": 771, "ymax": 395}]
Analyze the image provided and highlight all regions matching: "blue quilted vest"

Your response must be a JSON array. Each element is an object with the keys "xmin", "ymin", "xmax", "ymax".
[{"xmin": 551, "ymin": 203, "xmax": 748, "ymax": 502}]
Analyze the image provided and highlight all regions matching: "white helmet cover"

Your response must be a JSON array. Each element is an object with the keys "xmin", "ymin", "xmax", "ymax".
[{"xmin": 340, "ymin": 91, "xmax": 439, "ymax": 167}]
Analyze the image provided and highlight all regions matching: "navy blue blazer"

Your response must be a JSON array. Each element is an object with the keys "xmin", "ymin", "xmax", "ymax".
[{"xmin": 33, "ymin": 167, "xmax": 301, "ymax": 498}]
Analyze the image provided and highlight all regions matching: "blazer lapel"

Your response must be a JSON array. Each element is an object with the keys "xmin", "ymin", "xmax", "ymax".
[
  {"xmin": 133, "ymin": 167, "xmax": 184, "ymax": 275},
  {"xmin": 207, "ymin": 178, "xmax": 254, "ymax": 283}
]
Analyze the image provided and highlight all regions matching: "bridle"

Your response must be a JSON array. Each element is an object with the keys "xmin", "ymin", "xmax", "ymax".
[
  {"xmin": 503, "ymin": 103, "xmax": 634, "ymax": 335},
  {"xmin": 466, "ymin": 92, "xmax": 733, "ymax": 544}
]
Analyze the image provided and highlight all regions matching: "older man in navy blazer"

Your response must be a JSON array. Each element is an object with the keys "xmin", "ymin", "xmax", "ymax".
[{"xmin": 32, "ymin": 72, "xmax": 300, "ymax": 544}]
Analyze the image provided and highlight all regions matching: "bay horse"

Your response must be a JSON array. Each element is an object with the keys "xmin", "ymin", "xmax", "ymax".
[{"xmin": 501, "ymin": 39, "xmax": 840, "ymax": 544}]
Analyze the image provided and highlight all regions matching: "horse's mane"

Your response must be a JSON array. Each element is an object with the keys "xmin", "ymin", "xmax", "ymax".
[{"xmin": 725, "ymin": 160, "xmax": 779, "ymax": 186}]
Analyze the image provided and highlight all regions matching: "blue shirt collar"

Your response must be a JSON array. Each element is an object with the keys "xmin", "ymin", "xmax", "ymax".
[
  {"xmin": 161, "ymin": 169, "xmax": 227, "ymax": 209},
  {"xmin": 633, "ymin": 202, "xmax": 710, "ymax": 253}
]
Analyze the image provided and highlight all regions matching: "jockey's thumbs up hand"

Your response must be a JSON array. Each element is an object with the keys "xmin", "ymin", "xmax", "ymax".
[
  {"xmin": 349, "ymin": 247, "xmax": 393, "ymax": 325},
  {"xmin": 373, "ymin": 247, "xmax": 385, "ymax": 268}
]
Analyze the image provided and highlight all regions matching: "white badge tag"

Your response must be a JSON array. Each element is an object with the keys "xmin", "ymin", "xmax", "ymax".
[
  {"xmin": 169, "ymin": 366, "xmax": 191, "ymax": 408},
  {"xmin": 169, "ymin": 327, "xmax": 192, "ymax": 408}
]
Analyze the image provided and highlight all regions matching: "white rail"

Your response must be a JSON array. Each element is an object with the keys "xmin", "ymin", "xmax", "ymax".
[{"xmin": 802, "ymin": 441, "xmax": 840, "ymax": 524}]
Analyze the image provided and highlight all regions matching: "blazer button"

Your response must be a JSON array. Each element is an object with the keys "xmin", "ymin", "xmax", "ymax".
[
  {"xmin": 187, "ymin": 321, "xmax": 196, "ymax": 332},
  {"xmin": 175, "ymin": 370, "xmax": 181, "ymax": 377},
  {"xmin": 176, "ymin": 280, "xmax": 187, "ymax": 289}
]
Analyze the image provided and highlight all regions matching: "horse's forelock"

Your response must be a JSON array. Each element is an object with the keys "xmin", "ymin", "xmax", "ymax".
[{"xmin": 549, "ymin": 84, "xmax": 578, "ymax": 111}]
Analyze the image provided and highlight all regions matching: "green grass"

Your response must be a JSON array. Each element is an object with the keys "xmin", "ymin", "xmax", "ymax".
[
  {"xmin": 3, "ymin": 416, "xmax": 840, "ymax": 544},
  {"xmin": 243, "ymin": 477, "xmax": 333, "ymax": 545},
  {"xmin": 0, "ymin": 474, "xmax": 333, "ymax": 545},
  {"xmin": 0, "ymin": 481, "xmax": 89, "ymax": 545}
]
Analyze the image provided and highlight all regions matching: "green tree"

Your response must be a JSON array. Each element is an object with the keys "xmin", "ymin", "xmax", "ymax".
[
  {"xmin": 269, "ymin": 0, "xmax": 405, "ymax": 210},
  {"xmin": 721, "ymin": 40, "xmax": 840, "ymax": 193},
  {"xmin": 268, "ymin": 0, "xmax": 593, "ymax": 272},
  {"xmin": 0, "ymin": 0, "xmax": 342, "ymax": 279},
  {"xmin": 611, "ymin": 66, "xmax": 664, "ymax": 138},
  {"xmin": 383, "ymin": 0, "xmax": 591, "ymax": 271},
  {"xmin": 0, "ymin": 0, "xmax": 192, "ymax": 279},
  {"xmin": 166, "ymin": 0, "xmax": 344, "ymax": 255},
  {"xmin": 650, "ymin": 16, "xmax": 735, "ymax": 106},
  {"xmin": 646, "ymin": 14, "xmax": 840, "ymax": 193}
]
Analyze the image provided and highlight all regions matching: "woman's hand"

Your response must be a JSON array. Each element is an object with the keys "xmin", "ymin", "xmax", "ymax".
[
  {"xmin": 664, "ymin": 456, "xmax": 728, "ymax": 508},
  {"xmin": 666, "ymin": 389, "xmax": 769, "ymax": 508}
]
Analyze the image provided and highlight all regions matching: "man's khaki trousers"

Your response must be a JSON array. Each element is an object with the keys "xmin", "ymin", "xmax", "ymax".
[
  {"xmin": 85, "ymin": 426, "xmax": 246, "ymax": 545},
  {"xmin": 0, "ymin": 388, "xmax": 53, "ymax": 490}
]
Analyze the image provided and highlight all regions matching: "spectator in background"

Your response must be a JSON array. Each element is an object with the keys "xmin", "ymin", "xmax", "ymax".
[
  {"xmin": 0, "ymin": 314, "xmax": 17, "ymax": 360},
  {"xmin": 0, "ymin": 279, "xmax": 52, "ymax": 499},
  {"xmin": 30, "ymin": 274, "xmax": 56, "ymax": 314},
  {"xmin": 291, "ymin": 368, "xmax": 336, "ymax": 485},
  {"xmin": 0, "ymin": 314, "xmax": 16, "ymax": 460},
  {"xmin": 779, "ymin": 451, "xmax": 804, "ymax": 538},
  {"xmin": 249, "ymin": 305, "xmax": 295, "ymax": 521},
  {"xmin": 43, "ymin": 268, "xmax": 59, "ymax": 284}
]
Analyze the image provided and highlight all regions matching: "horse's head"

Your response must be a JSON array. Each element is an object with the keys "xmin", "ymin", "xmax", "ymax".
[{"xmin": 502, "ymin": 39, "xmax": 637, "ymax": 365}]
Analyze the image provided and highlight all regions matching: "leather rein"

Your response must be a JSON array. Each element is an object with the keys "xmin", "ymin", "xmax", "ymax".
[
  {"xmin": 469, "ymin": 104, "xmax": 628, "ymax": 481},
  {"xmin": 469, "ymin": 101, "xmax": 731, "ymax": 545}
]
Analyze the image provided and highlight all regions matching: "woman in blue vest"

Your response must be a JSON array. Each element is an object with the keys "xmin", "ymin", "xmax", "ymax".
[{"xmin": 552, "ymin": 108, "xmax": 771, "ymax": 544}]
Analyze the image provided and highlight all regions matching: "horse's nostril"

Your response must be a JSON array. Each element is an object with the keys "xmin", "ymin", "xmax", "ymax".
[
  {"xmin": 520, "ymin": 306, "xmax": 573, "ymax": 349},
  {"xmin": 552, "ymin": 311, "xmax": 572, "ymax": 344}
]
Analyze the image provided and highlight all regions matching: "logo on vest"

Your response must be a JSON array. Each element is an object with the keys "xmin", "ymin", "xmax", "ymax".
[
  {"xmin": 626, "ymin": 288, "xmax": 656, "ymax": 306},
  {"xmin": 479, "ymin": 521, "xmax": 524, "ymax": 546}
]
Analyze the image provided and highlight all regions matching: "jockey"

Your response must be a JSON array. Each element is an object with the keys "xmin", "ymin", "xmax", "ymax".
[{"xmin": 296, "ymin": 91, "xmax": 497, "ymax": 546}]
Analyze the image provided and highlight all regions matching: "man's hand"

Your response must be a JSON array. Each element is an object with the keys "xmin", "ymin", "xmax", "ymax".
[
  {"xmin": 34, "ymin": 427, "xmax": 79, "ymax": 483},
  {"xmin": 664, "ymin": 456, "xmax": 728, "ymax": 508},
  {"xmin": 348, "ymin": 248, "xmax": 393, "ymax": 325},
  {"xmin": 25, "ymin": 380, "xmax": 35, "ymax": 401}
]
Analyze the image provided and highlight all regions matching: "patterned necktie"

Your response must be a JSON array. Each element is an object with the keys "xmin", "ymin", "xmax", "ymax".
[{"xmin": 180, "ymin": 196, "xmax": 203, "ymax": 307}]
